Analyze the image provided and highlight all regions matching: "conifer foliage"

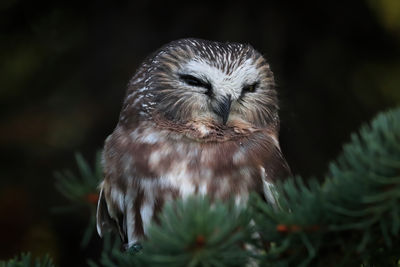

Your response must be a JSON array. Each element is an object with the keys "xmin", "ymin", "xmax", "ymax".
[
  {"xmin": 251, "ymin": 107, "xmax": 400, "ymax": 266},
  {"xmin": 97, "ymin": 197, "xmax": 252, "ymax": 267},
  {"xmin": 0, "ymin": 253, "xmax": 54, "ymax": 267}
]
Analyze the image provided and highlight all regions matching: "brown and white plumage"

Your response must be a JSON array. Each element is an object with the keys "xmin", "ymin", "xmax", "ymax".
[{"xmin": 96, "ymin": 38, "xmax": 291, "ymax": 247}]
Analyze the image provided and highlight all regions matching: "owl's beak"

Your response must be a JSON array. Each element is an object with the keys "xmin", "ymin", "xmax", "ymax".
[{"xmin": 214, "ymin": 95, "xmax": 232, "ymax": 125}]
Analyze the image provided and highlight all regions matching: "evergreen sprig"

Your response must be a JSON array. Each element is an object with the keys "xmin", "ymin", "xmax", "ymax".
[
  {"xmin": 54, "ymin": 152, "xmax": 102, "ymax": 205},
  {"xmin": 251, "ymin": 107, "xmax": 400, "ymax": 266},
  {"xmin": 54, "ymin": 151, "xmax": 103, "ymax": 247},
  {"xmin": 101, "ymin": 197, "xmax": 253, "ymax": 267},
  {"xmin": 0, "ymin": 253, "xmax": 54, "ymax": 267}
]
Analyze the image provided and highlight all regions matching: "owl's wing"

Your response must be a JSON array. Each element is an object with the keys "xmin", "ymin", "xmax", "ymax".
[
  {"xmin": 260, "ymin": 140, "xmax": 291, "ymax": 209},
  {"xmin": 96, "ymin": 183, "xmax": 128, "ymax": 244},
  {"xmin": 96, "ymin": 185, "xmax": 113, "ymax": 237}
]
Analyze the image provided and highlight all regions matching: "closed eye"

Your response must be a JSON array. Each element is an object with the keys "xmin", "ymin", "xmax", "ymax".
[
  {"xmin": 241, "ymin": 82, "xmax": 259, "ymax": 97},
  {"xmin": 180, "ymin": 74, "xmax": 203, "ymax": 87},
  {"xmin": 179, "ymin": 74, "xmax": 213, "ymax": 96}
]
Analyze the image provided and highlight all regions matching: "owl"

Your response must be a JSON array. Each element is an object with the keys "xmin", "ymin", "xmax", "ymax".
[{"xmin": 96, "ymin": 38, "xmax": 291, "ymax": 248}]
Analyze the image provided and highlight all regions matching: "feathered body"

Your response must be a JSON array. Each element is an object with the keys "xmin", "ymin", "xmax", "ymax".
[{"xmin": 96, "ymin": 39, "xmax": 290, "ymax": 247}]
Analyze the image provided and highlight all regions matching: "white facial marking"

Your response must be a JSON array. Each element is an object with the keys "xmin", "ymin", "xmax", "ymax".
[{"xmin": 182, "ymin": 58, "xmax": 259, "ymax": 100}]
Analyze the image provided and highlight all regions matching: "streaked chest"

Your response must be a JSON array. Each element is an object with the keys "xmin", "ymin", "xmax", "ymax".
[{"xmin": 114, "ymin": 125, "xmax": 265, "ymax": 200}]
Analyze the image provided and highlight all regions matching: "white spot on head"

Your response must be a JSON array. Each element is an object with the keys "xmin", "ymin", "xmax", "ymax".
[{"xmin": 132, "ymin": 94, "xmax": 144, "ymax": 105}]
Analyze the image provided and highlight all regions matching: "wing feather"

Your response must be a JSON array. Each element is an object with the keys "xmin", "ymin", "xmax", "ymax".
[
  {"xmin": 96, "ymin": 183, "xmax": 128, "ymax": 243},
  {"xmin": 96, "ymin": 185, "xmax": 115, "ymax": 237},
  {"xmin": 259, "ymin": 139, "xmax": 291, "ymax": 209}
]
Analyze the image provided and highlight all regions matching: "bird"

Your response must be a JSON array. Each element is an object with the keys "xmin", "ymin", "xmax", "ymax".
[{"xmin": 96, "ymin": 38, "xmax": 291, "ymax": 248}]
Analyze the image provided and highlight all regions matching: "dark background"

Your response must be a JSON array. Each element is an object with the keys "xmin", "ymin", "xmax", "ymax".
[{"xmin": 1, "ymin": 0, "xmax": 399, "ymax": 266}]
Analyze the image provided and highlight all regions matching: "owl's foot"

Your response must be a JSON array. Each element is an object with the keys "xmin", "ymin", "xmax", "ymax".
[{"xmin": 125, "ymin": 242, "xmax": 143, "ymax": 253}]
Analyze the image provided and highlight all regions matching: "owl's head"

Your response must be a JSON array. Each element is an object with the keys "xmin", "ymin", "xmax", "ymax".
[{"xmin": 122, "ymin": 38, "xmax": 279, "ymax": 130}]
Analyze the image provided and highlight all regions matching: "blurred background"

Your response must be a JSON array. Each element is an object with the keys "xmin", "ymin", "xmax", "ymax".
[{"xmin": 1, "ymin": 0, "xmax": 399, "ymax": 265}]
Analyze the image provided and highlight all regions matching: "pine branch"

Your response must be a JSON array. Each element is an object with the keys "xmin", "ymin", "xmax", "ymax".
[
  {"xmin": 54, "ymin": 151, "xmax": 103, "ymax": 248},
  {"xmin": 54, "ymin": 152, "xmax": 102, "ymax": 206},
  {"xmin": 0, "ymin": 253, "xmax": 55, "ymax": 267},
  {"xmin": 251, "ymin": 107, "xmax": 400, "ymax": 266},
  {"xmin": 100, "ymin": 197, "xmax": 253, "ymax": 267}
]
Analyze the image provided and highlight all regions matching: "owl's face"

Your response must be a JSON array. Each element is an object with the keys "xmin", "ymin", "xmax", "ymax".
[{"xmin": 124, "ymin": 39, "xmax": 278, "ymax": 129}]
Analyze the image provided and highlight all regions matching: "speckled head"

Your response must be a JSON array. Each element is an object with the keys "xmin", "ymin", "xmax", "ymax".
[{"xmin": 121, "ymin": 38, "xmax": 279, "ymax": 130}]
